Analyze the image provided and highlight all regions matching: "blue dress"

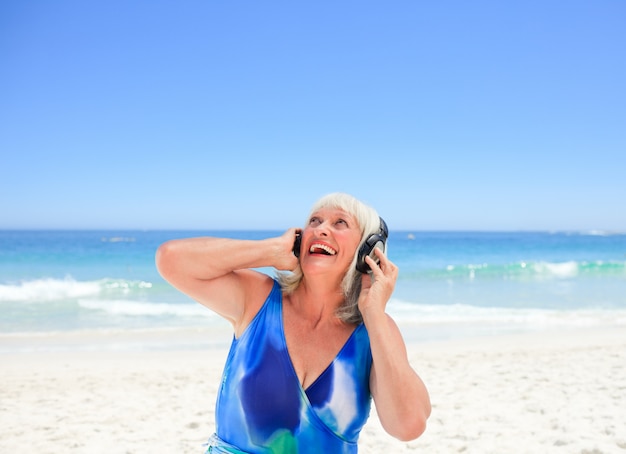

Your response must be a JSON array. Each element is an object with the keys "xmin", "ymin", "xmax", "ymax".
[{"xmin": 206, "ymin": 279, "xmax": 373, "ymax": 453}]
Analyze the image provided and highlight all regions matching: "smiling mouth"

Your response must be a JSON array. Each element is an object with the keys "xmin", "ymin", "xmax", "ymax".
[{"xmin": 309, "ymin": 243, "xmax": 337, "ymax": 255}]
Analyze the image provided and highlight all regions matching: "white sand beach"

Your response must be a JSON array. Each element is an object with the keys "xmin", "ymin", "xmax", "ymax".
[{"xmin": 2, "ymin": 326, "xmax": 625, "ymax": 454}]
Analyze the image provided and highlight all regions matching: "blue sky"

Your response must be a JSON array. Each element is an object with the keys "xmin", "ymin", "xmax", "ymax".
[{"xmin": 2, "ymin": 1, "xmax": 625, "ymax": 231}]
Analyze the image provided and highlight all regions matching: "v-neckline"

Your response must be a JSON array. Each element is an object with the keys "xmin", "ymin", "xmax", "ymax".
[{"xmin": 280, "ymin": 295, "xmax": 360, "ymax": 393}]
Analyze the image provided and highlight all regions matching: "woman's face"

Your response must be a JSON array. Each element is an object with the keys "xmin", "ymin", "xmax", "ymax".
[{"xmin": 299, "ymin": 207, "xmax": 362, "ymax": 276}]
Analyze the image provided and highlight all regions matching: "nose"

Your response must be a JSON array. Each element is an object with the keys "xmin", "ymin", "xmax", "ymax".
[{"xmin": 313, "ymin": 220, "xmax": 330, "ymax": 237}]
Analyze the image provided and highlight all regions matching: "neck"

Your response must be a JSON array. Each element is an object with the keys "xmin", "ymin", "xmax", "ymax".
[{"xmin": 289, "ymin": 277, "xmax": 345, "ymax": 325}]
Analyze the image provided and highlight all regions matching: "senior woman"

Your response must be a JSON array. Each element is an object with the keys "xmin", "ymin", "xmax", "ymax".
[{"xmin": 156, "ymin": 192, "xmax": 430, "ymax": 453}]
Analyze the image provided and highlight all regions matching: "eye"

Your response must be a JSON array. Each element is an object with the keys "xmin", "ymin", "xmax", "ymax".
[
  {"xmin": 309, "ymin": 216, "xmax": 322, "ymax": 226},
  {"xmin": 334, "ymin": 218, "xmax": 349, "ymax": 228}
]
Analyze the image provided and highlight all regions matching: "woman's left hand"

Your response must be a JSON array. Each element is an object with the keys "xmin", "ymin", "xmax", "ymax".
[{"xmin": 357, "ymin": 248, "xmax": 398, "ymax": 317}]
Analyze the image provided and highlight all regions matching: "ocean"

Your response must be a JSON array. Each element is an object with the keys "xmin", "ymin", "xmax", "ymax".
[{"xmin": 1, "ymin": 230, "xmax": 625, "ymax": 351}]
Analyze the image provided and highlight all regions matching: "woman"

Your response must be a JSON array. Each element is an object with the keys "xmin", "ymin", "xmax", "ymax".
[{"xmin": 156, "ymin": 193, "xmax": 431, "ymax": 453}]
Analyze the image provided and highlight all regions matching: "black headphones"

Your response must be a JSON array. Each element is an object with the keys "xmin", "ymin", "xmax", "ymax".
[
  {"xmin": 293, "ymin": 216, "xmax": 388, "ymax": 274},
  {"xmin": 356, "ymin": 217, "xmax": 388, "ymax": 274},
  {"xmin": 293, "ymin": 233, "xmax": 302, "ymax": 258}
]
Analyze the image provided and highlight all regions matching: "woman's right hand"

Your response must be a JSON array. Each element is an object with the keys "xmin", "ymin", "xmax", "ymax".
[{"xmin": 273, "ymin": 228, "xmax": 301, "ymax": 271}]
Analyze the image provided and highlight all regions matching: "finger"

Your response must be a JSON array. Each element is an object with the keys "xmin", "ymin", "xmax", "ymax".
[
  {"xmin": 371, "ymin": 249, "xmax": 398, "ymax": 280},
  {"xmin": 373, "ymin": 247, "xmax": 388, "ymax": 264},
  {"xmin": 364, "ymin": 254, "xmax": 384, "ymax": 277},
  {"xmin": 371, "ymin": 248, "xmax": 389, "ymax": 271}
]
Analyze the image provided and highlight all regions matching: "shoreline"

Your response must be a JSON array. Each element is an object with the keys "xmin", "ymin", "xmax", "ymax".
[
  {"xmin": 2, "ymin": 326, "xmax": 625, "ymax": 453},
  {"xmin": 3, "ymin": 317, "xmax": 624, "ymax": 354}
]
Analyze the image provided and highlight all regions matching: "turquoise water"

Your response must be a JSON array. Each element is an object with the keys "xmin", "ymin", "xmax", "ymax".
[{"xmin": 1, "ymin": 230, "xmax": 625, "ymax": 342}]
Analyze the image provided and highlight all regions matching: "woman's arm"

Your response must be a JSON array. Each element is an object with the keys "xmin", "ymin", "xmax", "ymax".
[
  {"xmin": 359, "ymin": 251, "xmax": 431, "ymax": 441},
  {"xmin": 155, "ymin": 229, "xmax": 299, "ymax": 332}
]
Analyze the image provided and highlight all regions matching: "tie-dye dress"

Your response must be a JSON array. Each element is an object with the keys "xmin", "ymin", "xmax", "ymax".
[{"xmin": 205, "ymin": 279, "xmax": 373, "ymax": 453}]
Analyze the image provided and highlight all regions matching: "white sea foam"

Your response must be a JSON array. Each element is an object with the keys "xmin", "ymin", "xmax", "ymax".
[
  {"xmin": 100, "ymin": 236, "xmax": 136, "ymax": 242},
  {"xmin": 78, "ymin": 299, "xmax": 213, "ymax": 318},
  {"xmin": 532, "ymin": 261, "xmax": 579, "ymax": 278},
  {"xmin": 438, "ymin": 260, "xmax": 613, "ymax": 281},
  {"xmin": 0, "ymin": 278, "xmax": 102, "ymax": 302},
  {"xmin": 387, "ymin": 298, "xmax": 626, "ymax": 328},
  {"xmin": 0, "ymin": 278, "xmax": 153, "ymax": 303}
]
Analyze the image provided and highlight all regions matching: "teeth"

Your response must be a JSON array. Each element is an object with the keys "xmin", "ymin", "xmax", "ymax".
[{"xmin": 309, "ymin": 243, "xmax": 336, "ymax": 255}]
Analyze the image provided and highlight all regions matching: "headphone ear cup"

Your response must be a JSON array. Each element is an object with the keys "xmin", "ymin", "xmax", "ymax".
[
  {"xmin": 293, "ymin": 234, "xmax": 302, "ymax": 258},
  {"xmin": 356, "ymin": 234, "xmax": 385, "ymax": 273},
  {"xmin": 356, "ymin": 217, "xmax": 388, "ymax": 273},
  {"xmin": 356, "ymin": 241, "xmax": 371, "ymax": 273}
]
